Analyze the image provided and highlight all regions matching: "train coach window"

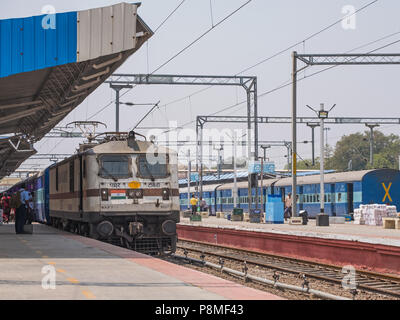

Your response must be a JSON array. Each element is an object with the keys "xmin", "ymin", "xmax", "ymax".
[
  {"xmin": 137, "ymin": 154, "xmax": 169, "ymax": 179},
  {"xmin": 100, "ymin": 155, "xmax": 131, "ymax": 179}
]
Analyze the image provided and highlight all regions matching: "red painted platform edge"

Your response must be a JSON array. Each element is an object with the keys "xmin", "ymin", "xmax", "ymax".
[
  {"xmin": 177, "ymin": 225, "xmax": 400, "ymax": 277},
  {"xmin": 61, "ymin": 233, "xmax": 284, "ymax": 300}
]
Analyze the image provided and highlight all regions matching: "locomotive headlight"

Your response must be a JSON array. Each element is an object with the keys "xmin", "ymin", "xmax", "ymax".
[
  {"xmin": 101, "ymin": 188, "xmax": 109, "ymax": 201},
  {"xmin": 127, "ymin": 189, "xmax": 143, "ymax": 199},
  {"xmin": 134, "ymin": 189, "xmax": 143, "ymax": 199},
  {"xmin": 162, "ymin": 188, "xmax": 170, "ymax": 200}
]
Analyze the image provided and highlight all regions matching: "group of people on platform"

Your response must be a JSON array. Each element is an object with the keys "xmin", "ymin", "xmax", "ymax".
[
  {"xmin": 189, "ymin": 194, "xmax": 209, "ymax": 215},
  {"xmin": 188, "ymin": 192, "xmax": 293, "ymax": 220},
  {"xmin": 0, "ymin": 185, "xmax": 35, "ymax": 233}
]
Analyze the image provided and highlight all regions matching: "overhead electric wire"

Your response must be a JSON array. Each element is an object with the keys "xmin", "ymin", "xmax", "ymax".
[
  {"xmin": 154, "ymin": 0, "xmax": 187, "ymax": 33},
  {"xmin": 86, "ymin": 0, "xmax": 190, "ymax": 121},
  {"xmin": 45, "ymin": 0, "xmax": 191, "ymax": 153},
  {"xmin": 87, "ymin": 0, "xmax": 252, "ymax": 123},
  {"xmin": 153, "ymin": 0, "xmax": 380, "ymax": 113},
  {"xmin": 158, "ymin": 32, "xmax": 400, "ymax": 135}
]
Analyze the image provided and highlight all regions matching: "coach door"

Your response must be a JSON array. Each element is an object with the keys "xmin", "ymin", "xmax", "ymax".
[
  {"xmin": 347, "ymin": 183, "xmax": 354, "ymax": 214},
  {"xmin": 280, "ymin": 188, "xmax": 285, "ymax": 203},
  {"xmin": 330, "ymin": 184, "xmax": 335, "ymax": 216},
  {"xmin": 299, "ymin": 186, "xmax": 304, "ymax": 211}
]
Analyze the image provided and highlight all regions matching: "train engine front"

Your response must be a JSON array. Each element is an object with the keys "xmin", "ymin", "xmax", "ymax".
[{"xmin": 49, "ymin": 131, "xmax": 180, "ymax": 255}]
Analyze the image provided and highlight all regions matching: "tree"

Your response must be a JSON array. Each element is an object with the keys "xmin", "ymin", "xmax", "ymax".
[
  {"xmin": 283, "ymin": 131, "xmax": 400, "ymax": 172},
  {"xmin": 329, "ymin": 131, "xmax": 400, "ymax": 171}
]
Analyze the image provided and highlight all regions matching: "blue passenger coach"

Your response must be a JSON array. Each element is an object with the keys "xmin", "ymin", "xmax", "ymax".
[{"xmin": 179, "ymin": 169, "xmax": 400, "ymax": 217}]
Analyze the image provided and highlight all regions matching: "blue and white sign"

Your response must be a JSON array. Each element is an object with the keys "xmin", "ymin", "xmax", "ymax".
[
  {"xmin": 248, "ymin": 161, "xmax": 275, "ymax": 174},
  {"xmin": 189, "ymin": 173, "xmax": 199, "ymax": 182}
]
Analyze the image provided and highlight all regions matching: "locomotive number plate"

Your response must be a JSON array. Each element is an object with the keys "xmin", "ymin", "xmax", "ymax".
[{"xmin": 109, "ymin": 182, "xmax": 121, "ymax": 188}]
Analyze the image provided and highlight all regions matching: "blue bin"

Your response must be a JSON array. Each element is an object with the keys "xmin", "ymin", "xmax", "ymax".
[{"xmin": 265, "ymin": 196, "xmax": 284, "ymax": 224}]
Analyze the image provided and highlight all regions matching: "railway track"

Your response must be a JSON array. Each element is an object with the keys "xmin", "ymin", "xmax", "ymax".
[{"xmin": 177, "ymin": 239, "xmax": 400, "ymax": 299}]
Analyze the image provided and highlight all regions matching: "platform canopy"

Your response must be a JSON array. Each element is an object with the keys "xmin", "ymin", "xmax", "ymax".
[{"xmin": 0, "ymin": 2, "xmax": 152, "ymax": 179}]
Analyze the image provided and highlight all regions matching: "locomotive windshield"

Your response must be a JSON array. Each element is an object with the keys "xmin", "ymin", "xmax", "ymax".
[
  {"xmin": 100, "ymin": 155, "xmax": 131, "ymax": 179},
  {"xmin": 137, "ymin": 154, "xmax": 168, "ymax": 179}
]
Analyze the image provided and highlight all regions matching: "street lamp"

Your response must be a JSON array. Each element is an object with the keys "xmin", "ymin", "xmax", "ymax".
[
  {"xmin": 259, "ymin": 145, "xmax": 271, "ymax": 215},
  {"xmin": 306, "ymin": 103, "xmax": 336, "ymax": 226}
]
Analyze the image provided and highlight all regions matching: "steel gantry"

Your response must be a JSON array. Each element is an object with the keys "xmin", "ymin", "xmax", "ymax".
[
  {"xmin": 291, "ymin": 52, "xmax": 400, "ymax": 217},
  {"xmin": 197, "ymin": 115, "xmax": 400, "ymax": 170},
  {"xmin": 105, "ymin": 74, "xmax": 259, "ymax": 206}
]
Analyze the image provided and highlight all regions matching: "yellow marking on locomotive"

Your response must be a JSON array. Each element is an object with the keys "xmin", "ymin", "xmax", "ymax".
[
  {"xmin": 128, "ymin": 181, "xmax": 141, "ymax": 189},
  {"xmin": 382, "ymin": 182, "xmax": 392, "ymax": 202}
]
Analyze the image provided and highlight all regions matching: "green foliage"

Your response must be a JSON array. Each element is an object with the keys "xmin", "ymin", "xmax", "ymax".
[{"xmin": 286, "ymin": 131, "xmax": 400, "ymax": 172}]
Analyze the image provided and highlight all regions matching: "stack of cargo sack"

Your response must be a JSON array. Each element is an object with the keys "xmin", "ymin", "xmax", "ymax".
[{"xmin": 354, "ymin": 204, "xmax": 398, "ymax": 226}]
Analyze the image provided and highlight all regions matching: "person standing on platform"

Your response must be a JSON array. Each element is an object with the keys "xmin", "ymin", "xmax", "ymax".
[
  {"xmin": 190, "ymin": 194, "xmax": 198, "ymax": 215},
  {"xmin": 12, "ymin": 186, "xmax": 30, "ymax": 234},
  {"xmin": 27, "ymin": 192, "xmax": 34, "ymax": 224},
  {"xmin": 284, "ymin": 193, "xmax": 292, "ymax": 221},
  {"xmin": 1, "ymin": 193, "xmax": 11, "ymax": 224},
  {"xmin": 10, "ymin": 190, "xmax": 22, "ymax": 233},
  {"xmin": 200, "ymin": 198, "xmax": 208, "ymax": 212}
]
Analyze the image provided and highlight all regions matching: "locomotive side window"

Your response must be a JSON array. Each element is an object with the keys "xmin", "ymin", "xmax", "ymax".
[
  {"xmin": 137, "ymin": 154, "xmax": 169, "ymax": 179},
  {"xmin": 99, "ymin": 155, "xmax": 131, "ymax": 179}
]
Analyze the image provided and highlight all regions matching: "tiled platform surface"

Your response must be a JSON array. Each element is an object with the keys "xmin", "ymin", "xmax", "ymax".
[{"xmin": 0, "ymin": 223, "xmax": 282, "ymax": 300}]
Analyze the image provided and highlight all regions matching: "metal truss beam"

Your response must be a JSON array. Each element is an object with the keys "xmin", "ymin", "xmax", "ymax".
[
  {"xmin": 105, "ymin": 74, "xmax": 255, "ymax": 87},
  {"xmin": 198, "ymin": 115, "xmax": 400, "ymax": 125},
  {"xmin": 297, "ymin": 54, "xmax": 400, "ymax": 66},
  {"xmin": 106, "ymin": 73, "xmax": 258, "ymax": 209},
  {"xmin": 291, "ymin": 51, "xmax": 400, "ymax": 217},
  {"xmin": 27, "ymin": 154, "xmax": 71, "ymax": 160}
]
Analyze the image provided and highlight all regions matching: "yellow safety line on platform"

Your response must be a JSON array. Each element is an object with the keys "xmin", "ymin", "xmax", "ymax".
[
  {"xmin": 57, "ymin": 269, "xmax": 66, "ymax": 273},
  {"xmin": 67, "ymin": 278, "xmax": 79, "ymax": 284},
  {"xmin": 48, "ymin": 262, "xmax": 56, "ymax": 265},
  {"xmin": 82, "ymin": 290, "xmax": 96, "ymax": 299}
]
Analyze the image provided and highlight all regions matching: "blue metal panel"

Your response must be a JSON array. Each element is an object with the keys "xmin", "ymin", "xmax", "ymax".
[
  {"xmin": 0, "ymin": 12, "xmax": 77, "ymax": 78},
  {"xmin": 362, "ymin": 169, "xmax": 400, "ymax": 210}
]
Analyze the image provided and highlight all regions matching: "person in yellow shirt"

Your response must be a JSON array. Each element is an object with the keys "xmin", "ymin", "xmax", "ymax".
[{"xmin": 190, "ymin": 194, "xmax": 198, "ymax": 215}]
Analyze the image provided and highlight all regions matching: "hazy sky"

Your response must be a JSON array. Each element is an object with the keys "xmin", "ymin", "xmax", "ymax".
[{"xmin": 3, "ymin": 0, "xmax": 400, "ymax": 170}]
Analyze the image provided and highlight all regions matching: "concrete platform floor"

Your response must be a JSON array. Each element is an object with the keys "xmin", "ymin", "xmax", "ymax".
[
  {"xmin": 179, "ymin": 216, "xmax": 400, "ymax": 247},
  {"xmin": 0, "ymin": 223, "xmax": 282, "ymax": 300}
]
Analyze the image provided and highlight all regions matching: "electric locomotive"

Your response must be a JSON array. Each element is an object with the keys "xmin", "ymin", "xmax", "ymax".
[{"xmin": 48, "ymin": 131, "xmax": 179, "ymax": 254}]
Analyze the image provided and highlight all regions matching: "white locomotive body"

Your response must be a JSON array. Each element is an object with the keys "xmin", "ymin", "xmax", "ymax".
[{"xmin": 48, "ymin": 132, "xmax": 179, "ymax": 254}]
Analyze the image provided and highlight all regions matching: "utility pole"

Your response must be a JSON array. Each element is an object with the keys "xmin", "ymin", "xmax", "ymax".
[
  {"xmin": 110, "ymin": 84, "xmax": 133, "ymax": 132},
  {"xmin": 187, "ymin": 149, "xmax": 191, "ymax": 210},
  {"xmin": 365, "ymin": 124, "xmax": 379, "ymax": 167},
  {"xmin": 306, "ymin": 103, "xmax": 336, "ymax": 226},
  {"xmin": 307, "ymin": 123, "xmax": 319, "ymax": 166},
  {"xmin": 214, "ymin": 145, "xmax": 224, "ymax": 179},
  {"xmin": 259, "ymin": 145, "xmax": 270, "ymax": 215},
  {"xmin": 324, "ymin": 127, "xmax": 331, "ymax": 159},
  {"xmin": 324, "ymin": 127, "xmax": 331, "ymax": 148},
  {"xmin": 233, "ymin": 133, "xmax": 238, "ymax": 208}
]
